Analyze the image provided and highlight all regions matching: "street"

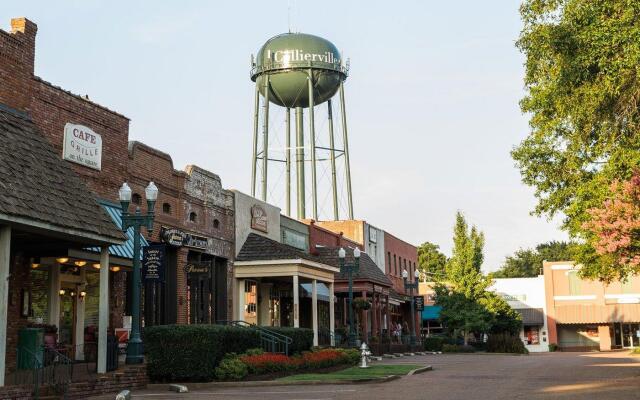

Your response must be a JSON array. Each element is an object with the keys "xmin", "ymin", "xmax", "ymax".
[{"xmin": 106, "ymin": 351, "xmax": 640, "ymax": 400}]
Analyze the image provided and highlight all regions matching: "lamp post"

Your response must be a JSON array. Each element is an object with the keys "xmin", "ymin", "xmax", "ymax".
[
  {"xmin": 338, "ymin": 247, "xmax": 360, "ymax": 347},
  {"xmin": 402, "ymin": 268, "xmax": 419, "ymax": 348},
  {"xmin": 118, "ymin": 181, "xmax": 158, "ymax": 364}
]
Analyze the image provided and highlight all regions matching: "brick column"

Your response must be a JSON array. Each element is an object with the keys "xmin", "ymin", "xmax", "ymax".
[{"xmin": 598, "ymin": 325, "xmax": 612, "ymax": 351}]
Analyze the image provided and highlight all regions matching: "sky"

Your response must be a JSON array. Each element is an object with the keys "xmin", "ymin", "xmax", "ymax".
[{"xmin": 2, "ymin": 0, "xmax": 568, "ymax": 272}]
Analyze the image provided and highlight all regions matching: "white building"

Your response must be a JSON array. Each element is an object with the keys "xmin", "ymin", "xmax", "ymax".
[{"xmin": 491, "ymin": 276, "xmax": 550, "ymax": 352}]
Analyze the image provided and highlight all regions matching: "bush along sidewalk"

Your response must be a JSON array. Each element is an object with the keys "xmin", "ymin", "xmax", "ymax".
[{"xmin": 215, "ymin": 348, "xmax": 360, "ymax": 381}]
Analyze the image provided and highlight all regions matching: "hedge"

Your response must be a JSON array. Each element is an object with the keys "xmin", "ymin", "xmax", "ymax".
[
  {"xmin": 486, "ymin": 333, "xmax": 528, "ymax": 354},
  {"xmin": 144, "ymin": 325, "xmax": 260, "ymax": 382},
  {"xmin": 266, "ymin": 327, "xmax": 314, "ymax": 354},
  {"xmin": 423, "ymin": 337, "xmax": 446, "ymax": 351}
]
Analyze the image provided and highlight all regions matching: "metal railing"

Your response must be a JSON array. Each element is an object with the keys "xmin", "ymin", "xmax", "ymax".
[
  {"xmin": 14, "ymin": 346, "xmax": 73, "ymax": 399},
  {"xmin": 218, "ymin": 320, "xmax": 293, "ymax": 355}
]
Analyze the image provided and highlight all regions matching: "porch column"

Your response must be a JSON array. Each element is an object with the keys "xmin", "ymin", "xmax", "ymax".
[
  {"xmin": 312, "ymin": 279, "xmax": 318, "ymax": 346},
  {"xmin": 386, "ymin": 295, "xmax": 391, "ymax": 340},
  {"xmin": 0, "ymin": 225, "xmax": 11, "ymax": 386},
  {"xmin": 237, "ymin": 279, "xmax": 246, "ymax": 321},
  {"xmin": 48, "ymin": 261, "xmax": 61, "ymax": 325},
  {"xmin": 293, "ymin": 275, "xmax": 299, "ymax": 328},
  {"xmin": 372, "ymin": 292, "xmax": 378, "ymax": 340},
  {"xmin": 329, "ymin": 282, "xmax": 335, "ymax": 346},
  {"xmin": 258, "ymin": 283, "xmax": 272, "ymax": 326},
  {"xmin": 97, "ymin": 246, "xmax": 109, "ymax": 374},
  {"xmin": 362, "ymin": 291, "xmax": 368, "ymax": 343},
  {"xmin": 75, "ymin": 268, "xmax": 86, "ymax": 361}
]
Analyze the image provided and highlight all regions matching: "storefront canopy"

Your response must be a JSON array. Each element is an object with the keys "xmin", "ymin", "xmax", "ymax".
[
  {"xmin": 86, "ymin": 200, "xmax": 149, "ymax": 260},
  {"xmin": 422, "ymin": 305, "xmax": 442, "ymax": 321}
]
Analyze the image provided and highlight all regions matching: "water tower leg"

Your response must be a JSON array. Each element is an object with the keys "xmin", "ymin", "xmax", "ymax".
[
  {"xmin": 295, "ymin": 107, "xmax": 305, "ymax": 219},
  {"xmin": 262, "ymin": 76, "xmax": 270, "ymax": 202},
  {"xmin": 339, "ymin": 82, "xmax": 354, "ymax": 219},
  {"xmin": 251, "ymin": 84, "xmax": 260, "ymax": 197},
  {"xmin": 307, "ymin": 71, "xmax": 318, "ymax": 220},
  {"xmin": 285, "ymin": 107, "xmax": 291, "ymax": 217},
  {"xmin": 328, "ymin": 99, "xmax": 339, "ymax": 220}
]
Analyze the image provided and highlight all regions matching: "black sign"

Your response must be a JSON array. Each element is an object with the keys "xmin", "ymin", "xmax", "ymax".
[
  {"xmin": 414, "ymin": 296, "xmax": 425, "ymax": 312},
  {"xmin": 142, "ymin": 244, "xmax": 165, "ymax": 282},
  {"xmin": 184, "ymin": 261, "xmax": 211, "ymax": 274},
  {"xmin": 161, "ymin": 227, "xmax": 208, "ymax": 250}
]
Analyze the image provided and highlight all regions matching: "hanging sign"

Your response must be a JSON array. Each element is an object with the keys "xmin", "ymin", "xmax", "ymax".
[
  {"xmin": 414, "ymin": 296, "xmax": 425, "ymax": 312},
  {"xmin": 142, "ymin": 244, "xmax": 165, "ymax": 282},
  {"xmin": 62, "ymin": 123, "xmax": 102, "ymax": 170},
  {"xmin": 161, "ymin": 227, "xmax": 208, "ymax": 249}
]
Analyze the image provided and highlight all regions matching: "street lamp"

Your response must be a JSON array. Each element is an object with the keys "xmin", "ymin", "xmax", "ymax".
[
  {"xmin": 119, "ymin": 181, "xmax": 157, "ymax": 364},
  {"xmin": 339, "ymin": 247, "xmax": 360, "ymax": 347},
  {"xmin": 402, "ymin": 267, "xmax": 420, "ymax": 348}
]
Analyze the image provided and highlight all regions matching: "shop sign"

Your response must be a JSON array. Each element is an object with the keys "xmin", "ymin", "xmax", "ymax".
[
  {"xmin": 184, "ymin": 262, "xmax": 211, "ymax": 274},
  {"xmin": 414, "ymin": 296, "xmax": 424, "ymax": 311},
  {"xmin": 161, "ymin": 227, "xmax": 208, "ymax": 249},
  {"xmin": 62, "ymin": 123, "xmax": 102, "ymax": 170},
  {"xmin": 162, "ymin": 228, "xmax": 187, "ymax": 247},
  {"xmin": 251, "ymin": 205, "xmax": 268, "ymax": 232},
  {"xmin": 369, "ymin": 226, "xmax": 377, "ymax": 243},
  {"xmin": 142, "ymin": 244, "xmax": 165, "ymax": 282}
]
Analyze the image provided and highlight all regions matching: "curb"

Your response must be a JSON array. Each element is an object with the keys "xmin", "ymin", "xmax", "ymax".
[
  {"xmin": 148, "ymin": 375, "xmax": 401, "ymax": 389},
  {"xmin": 407, "ymin": 365, "xmax": 433, "ymax": 376}
]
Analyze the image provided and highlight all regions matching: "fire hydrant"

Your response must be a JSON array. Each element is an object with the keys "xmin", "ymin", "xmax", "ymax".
[{"xmin": 360, "ymin": 342, "xmax": 372, "ymax": 368}]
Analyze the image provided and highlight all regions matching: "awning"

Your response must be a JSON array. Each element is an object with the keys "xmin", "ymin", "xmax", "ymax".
[
  {"xmin": 422, "ymin": 305, "xmax": 442, "ymax": 320},
  {"xmin": 86, "ymin": 200, "xmax": 149, "ymax": 260},
  {"xmin": 300, "ymin": 283, "xmax": 330, "ymax": 302},
  {"xmin": 516, "ymin": 308, "xmax": 545, "ymax": 326}
]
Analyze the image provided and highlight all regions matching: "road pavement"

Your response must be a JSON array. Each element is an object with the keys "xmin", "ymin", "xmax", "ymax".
[{"xmin": 91, "ymin": 351, "xmax": 640, "ymax": 399}]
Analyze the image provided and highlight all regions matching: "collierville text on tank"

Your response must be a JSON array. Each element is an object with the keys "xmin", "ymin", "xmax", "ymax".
[{"xmin": 266, "ymin": 49, "xmax": 340, "ymax": 64}]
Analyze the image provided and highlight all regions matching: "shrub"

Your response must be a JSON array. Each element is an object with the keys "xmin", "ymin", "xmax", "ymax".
[
  {"xmin": 144, "ymin": 325, "xmax": 260, "ymax": 382},
  {"xmin": 215, "ymin": 357, "xmax": 248, "ymax": 381},
  {"xmin": 442, "ymin": 344, "xmax": 475, "ymax": 353},
  {"xmin": 548, "ymin": 343, "xmax": 558, "ymax": 352},
  {"xmin": 266, "ymin": 327, "xmax": 314, "ymax": 354},
  {"xmin": 423, "ymin": 337, "xmax": 446, "ymax": 351},
  {"xmin": 244, "ymin": 348, "xmax": 265, "ymax": 356},
  {"xmin": 486, "ymin": 333, "xmax": 528, "ymax": 354},
  {"xmin": 240, "ymin": 353, "xmax": 299, "ymax": 374}
]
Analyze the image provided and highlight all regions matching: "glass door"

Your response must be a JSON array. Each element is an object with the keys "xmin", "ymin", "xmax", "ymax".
[
  {"xmin": 621, "ymin": 323, "xmax": 640, "ymax": 348},
  {"xmin": 58, "ymin": 289, "xmax": 76, "ymax": 348}
]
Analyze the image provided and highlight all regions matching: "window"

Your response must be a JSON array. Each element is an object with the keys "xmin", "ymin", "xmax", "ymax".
[
  {"xmin": 213, "ymin": 219, "xmax": 220, "ymax": 229},
  {"xmin": 162, "ymin": 203, "xmax": 171, "ymax": 214},
  {"xmin": 387, "ymin": 252, "xmax": 391, "ymax": 274},
  {"xmin": 132, "ymin": 193, "xmax": 141, "ymax": 205},
  {"xmin": 568, "ymin": 271, "xmax": 581, "ymax": 295},
  {"xmin": 189, "ymin": 212, "xmax": 197, "ymax": 222},
  {"xmin": 394, "ymin": 255, "xmax": 397, "ymax": 276}
]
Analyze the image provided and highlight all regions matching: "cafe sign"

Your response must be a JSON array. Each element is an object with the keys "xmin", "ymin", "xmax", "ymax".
[
  {"xmin": 62, "ymin": 123, "xmax": 102, "ymax": 170},
  {"xmin": 142, "ymin": 244, "xmax": 165, "ymax": 282},
  {"xmin": 184, "ymin": 262, "xmax": 211, "ymax": 274},
  {"xmin": 414, "ymin": 296, "xmax": 425, "ymax": 312}
]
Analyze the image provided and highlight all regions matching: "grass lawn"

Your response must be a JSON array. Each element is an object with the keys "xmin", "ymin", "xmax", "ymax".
[{"xmin": 277, "ymin": 364, "xmax": 423, "ymax": 382}]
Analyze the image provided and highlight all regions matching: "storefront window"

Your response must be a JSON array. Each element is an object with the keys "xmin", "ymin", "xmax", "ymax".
[
  {"xmin": 244, "ymin": 280, "xmax": 257, "ymax": 325},
  {"xmin": 524, "ymin": 326, "xmax": 540, "ymax": 345}
]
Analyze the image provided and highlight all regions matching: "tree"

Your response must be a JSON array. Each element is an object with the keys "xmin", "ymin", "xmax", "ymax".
[
  {"xmin": 417, "ymin": 242, "xmax": 447, "ymax": 280},
  {"xmin": 513, "ymin": 0, "xmax": 640, "ymax": 280},
  {"xmin": 480, "ymin": 292, "xmax": 522, "ymax": 335},
  {"xmin": 434, "ymin": 287, "xmax": 491, "ymax": 344},
  {"xmin": 491, "ymin": 241, "xmax": 577, "ymax": 278},
  {"xmin": 581, "ymin": 173, "xmax": 640, "ymax": 281},
  {"xmin": 445, "ymin": 212, "xmax": 489, "ymax": 299}
]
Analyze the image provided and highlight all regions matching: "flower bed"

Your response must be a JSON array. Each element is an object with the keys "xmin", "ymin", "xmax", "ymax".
[{"xmin": 216, "ymin": 348, "xmax": 360, "ymax": 381}]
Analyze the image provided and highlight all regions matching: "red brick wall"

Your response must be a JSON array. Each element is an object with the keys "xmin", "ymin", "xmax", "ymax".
[
  {"xmin": 384, "ymin": 232, "xmax": 418, "ymax": 296},
  {"xmin": 0, "ymin": 18, "xmax": 36, "ymax": 112},
  {"xmin": 305, "ymin": 220, "xmax": 362, "ymax": 254}
]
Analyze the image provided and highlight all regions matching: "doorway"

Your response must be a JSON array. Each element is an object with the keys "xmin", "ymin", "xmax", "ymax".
[{"xmin": 58, "ymin": 286, "xmax": 76, "ymax": 347}]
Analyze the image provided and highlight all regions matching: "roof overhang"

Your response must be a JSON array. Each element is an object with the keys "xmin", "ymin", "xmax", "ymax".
[
  {"xmin": 0, "ymin": 212, "xmax": 125, "ymax": 246},
  {"xmin": 234, "ymin": 258, "xmax": 338, "ymax": 282}
]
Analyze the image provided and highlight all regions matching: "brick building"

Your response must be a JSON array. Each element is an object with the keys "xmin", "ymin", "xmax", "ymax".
[
  {"xmin": 0, "ymin": 16, "xmax": 235, "ymax": 388},
  {"xmin": 313, "ymin": 220, "xmax": 420, "ymax": 342}
]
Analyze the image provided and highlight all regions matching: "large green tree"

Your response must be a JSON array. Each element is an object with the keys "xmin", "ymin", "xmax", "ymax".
[
  {"xmin": 417, "ymin": 241, "xmax": 448, "ymax": 280},
  {"xmin": 514, "ymin": 0, "xmax": 640, "ymax": 281},
  {"xmin": 491, "ymin": 241, "xmax": 577, "ymax": 278},
  {"xmin": 435, "ymin": 212, "xmax": 521, "ymax": 344}
]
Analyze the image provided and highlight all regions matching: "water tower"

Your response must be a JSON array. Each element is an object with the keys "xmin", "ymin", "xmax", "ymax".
[{"xmin": 250, "ymin": 33, "xmax": 354, "ymax": 220}]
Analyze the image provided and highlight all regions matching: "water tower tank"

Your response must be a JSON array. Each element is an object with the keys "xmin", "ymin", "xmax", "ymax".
[{"xmin": 251, "ymin": 33, "xmax": 347, "ymax": 108}]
